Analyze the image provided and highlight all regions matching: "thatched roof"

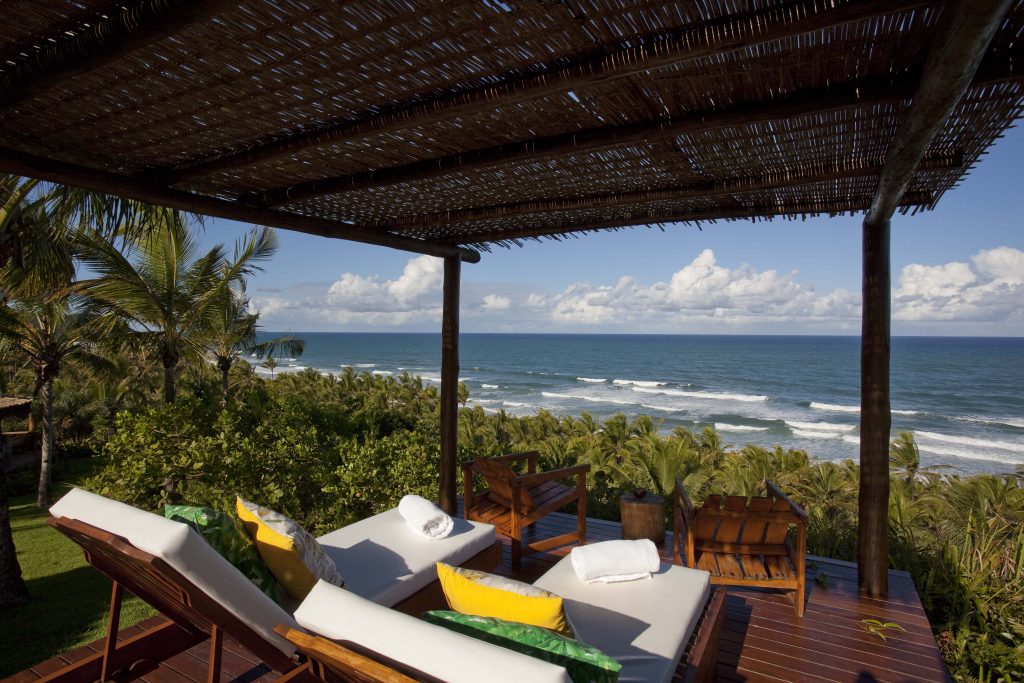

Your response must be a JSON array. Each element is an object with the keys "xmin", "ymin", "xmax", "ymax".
[{"xmin": 0, "ymin": 0, "xmax": 1020, "ymax": 258}]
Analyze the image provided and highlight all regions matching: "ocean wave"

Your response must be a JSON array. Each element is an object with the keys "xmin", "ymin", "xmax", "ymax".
[
  {"xmin": 916, "ymin": 441, "xmax": 1024, "ymax": 464},
  {"xmin": 786, "ymin": 420, "xmax": 857, "ymax": 432},
  {"xmin": 715, "ymin": 423, "xmax": 769, "ymax": 432},
  {"xmin": 809, "ymin": 402, "xmax": 919, "ymax": 416},
  {"xmin": 471, "ymin": 399, "xmax": 500, "ymax": 404},
  {"xmin": 640, "ymin": 403, "xmax": 686, "ymax": 413},
  {"xmin": 344, "ymin": 363, "xmax": 376, "ymax": 368},
  {"xmin": 503, "ymin": 401, "xmax": 537, "ymax": 410},
  {"xmin": 633, "ymin": 386, "xmax": 767, "ymax": 402},
  {"xmin": 541, "ymin": 391, "xmax": 637, "ymax": 406},
  {"xmin": 612, "ymin": 379, "xmax": 665, "ymax": 387},
  {"xmin": 481, "ymin": 383, "xmax": 499, "ymax": 389},
  {"xmin": 915, "ymin": 430, "xmax": 1024, "ymax": 454},
  {"xmin": 577, "ymin": 377, "xmax": 607, "ymax": 383},
  {"xmin": 842, "ymin": 435, "xmax": 861, "ymax": 445},
  {"xmin": 809, "ymin": 402, "xmax": 859, "ymax": 413},
  {"xmin": 420, "ymin": 376, "xmax": 442, "ymax": 383},
  {"xmin": 792, "ymin": 428, "xmax": 843, "ymax": 439},
  {"xmin": 372, "ymin": 370, "xmax": 392, "ymax": 376},
  {"xmin": 955, "ymin": 415, "xmax": 1024, "ymax": 430}
]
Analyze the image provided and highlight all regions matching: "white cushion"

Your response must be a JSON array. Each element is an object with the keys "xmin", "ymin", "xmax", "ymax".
[
  {"xmin": 295, "ymin": 581, "xmax": 571, "ymax": 683},
  {"xmin": 50, "ymin": 488, "xmax": 300, "ymax": 656},
  {"xmin": 316, "ymin": 508, "xmax": 494, "ymax": 606},
  {"xmin": 534, "ymin": 555, "xmax": 710, "ymax": 683}
]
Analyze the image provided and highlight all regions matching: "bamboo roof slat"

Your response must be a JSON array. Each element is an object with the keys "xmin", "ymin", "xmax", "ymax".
[{"xmin": 0, "ymin": 0, "xmax": 1020, "ymax": 255}]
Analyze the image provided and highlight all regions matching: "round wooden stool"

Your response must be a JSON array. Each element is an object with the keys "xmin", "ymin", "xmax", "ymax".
[{"xmin": 619, "ymin": 492, "xmax": 665, "ymax": 546}]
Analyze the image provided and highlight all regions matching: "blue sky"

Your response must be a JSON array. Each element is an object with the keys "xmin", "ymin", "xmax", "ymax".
[{"xmin": 201, "ymin": 125, "xmax": 1024, "ymax": 335}]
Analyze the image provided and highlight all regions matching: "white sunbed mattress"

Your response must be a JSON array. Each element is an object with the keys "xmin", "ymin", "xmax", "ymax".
[{"xmin": 317, "ymin": 507, "xmax": 495, "ymax": 607}]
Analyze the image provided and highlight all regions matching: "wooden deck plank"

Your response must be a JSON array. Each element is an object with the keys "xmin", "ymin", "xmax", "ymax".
[{"xmin": 6, "ymin": 506, "xmax": 951, "ymax": 683}]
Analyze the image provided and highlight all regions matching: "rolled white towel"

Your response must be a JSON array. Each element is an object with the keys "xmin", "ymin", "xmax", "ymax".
[
  {"xmin": 398, "ymin": 495, "xmax": 453, "ymax": 540},
  {"xmin": 570, "ymin": 539, "xmax": 661, "ymax": 583}
]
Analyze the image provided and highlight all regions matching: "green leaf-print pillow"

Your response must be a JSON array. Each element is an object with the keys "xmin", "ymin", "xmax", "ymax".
[{"xmin": 164, "ymin": 504, "xmax": 285, "ymax": 603}]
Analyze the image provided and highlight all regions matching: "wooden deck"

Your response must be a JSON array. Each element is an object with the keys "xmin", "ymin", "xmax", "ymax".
[{"xmin": 5, "ymin": 509, "xmax": 951, "ymax": 683}]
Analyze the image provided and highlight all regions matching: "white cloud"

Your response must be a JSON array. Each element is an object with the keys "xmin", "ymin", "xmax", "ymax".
[
  {"xmin": 249, "ymin": 247, "xmax": 1024, "ymax": 334},
  {"xmin": 481, "ymin": 294, "xmax": 512, "ymax": 311},
  {"xmin": 894, "ymin": 246, "xmax": 1024, "ymax": 322}
]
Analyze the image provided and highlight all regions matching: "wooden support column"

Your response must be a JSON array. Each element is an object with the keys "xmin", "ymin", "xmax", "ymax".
[
  {"xmin": 859, "ymin": 217, "xmax": 891, "ymax": 598},
  {"xmin": 439, "ymin": 255, "xmax": 461, "ymax": 514},
  {"xmin": 857, "ymin": 0, "xmax": 1013, "ymax": 598}
]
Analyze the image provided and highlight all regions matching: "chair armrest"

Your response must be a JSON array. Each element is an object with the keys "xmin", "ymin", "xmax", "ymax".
[
  {"xmin": 514, "ymin": 463, "xmax": 590, "ymax": 488},
  {"xmin": 766, "ymin": 480, "xmax": 808, "ymax": 522}
]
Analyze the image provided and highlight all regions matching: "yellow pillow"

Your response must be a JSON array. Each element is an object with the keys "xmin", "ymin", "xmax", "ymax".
[
  {"xmin": 436, "ymin": 562, "xmax": 572, "ymax": 636},
  {"xmin": 235, "ymin": 497, "xmax": 344, "ymax": 599}
]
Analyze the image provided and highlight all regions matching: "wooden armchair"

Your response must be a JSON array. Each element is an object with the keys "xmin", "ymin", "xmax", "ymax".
[
  {"xmin": 463, "ymin": 452, "xmax": 589, "ymax": 566},
  {"xmin": 673, "ymin": 478, "xmax": 807, "ymax": 616}
]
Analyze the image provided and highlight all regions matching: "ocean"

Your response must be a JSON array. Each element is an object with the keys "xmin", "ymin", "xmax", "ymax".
[{"xmin": 254, "ymin": 333, "xmax": 1024, "ymax": 475}]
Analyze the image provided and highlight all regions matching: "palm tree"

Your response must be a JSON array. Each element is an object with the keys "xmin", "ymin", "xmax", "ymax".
[
  {"xmin": 0, "ymin": 295, "xmax": 111, "ymax": 506},
  {"xmin": 79, "ymin": 221, "xmax": 277, "ymax": 403},
  {"xmin": 207, "ymin": 282, "xmax": 303, "ymax": 398}
]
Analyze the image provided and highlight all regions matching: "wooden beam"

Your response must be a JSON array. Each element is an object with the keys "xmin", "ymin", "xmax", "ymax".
[
  {"xmin": 865, "ymin": 0, "xmax": 1016, "ymax": 227},
  {"xmin": 0, "ymin": 0, "xmax": 232, "ymax": 112},
  {"xmin": 374, "ymin": 155, "xmax": 960, "ymax": 232},
  {"xmin": 160, "ymin": 0, "xmax": 930, "ymax": 185},
  {"xmin": 439, "ymin": 256, "xmax": 461, "ymax": 515},
  {"xmin": 250, "ymin": 73, "xmax": 926, "ymax": 208},
  {"xmin": 438, "ymin": 192, "xmax": 934, "ymax": 247},
  {"xmin": 0, "ymin": 146, "xmax": 480, "ymax": 263},
  {"xmin": 858, "ymin": 0, "xmax": 1014, "ymax": 599}
]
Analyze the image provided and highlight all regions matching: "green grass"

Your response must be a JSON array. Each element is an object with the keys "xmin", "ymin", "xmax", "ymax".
[{"xmin": 0, "ymin": 461, "xmax": 154, "ymax": 679}]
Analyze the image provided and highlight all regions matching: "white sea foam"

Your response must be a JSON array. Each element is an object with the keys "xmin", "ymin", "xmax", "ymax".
[
  {"xmin": 421, "ymin": 375, "xmax": 442, "ymax": 383},
  {"xmin": 715, "ymin": 423, "xmax": 769, "ymax": 432},
  {"xmin": 916, "ymin": 441, "xmax": 1024, "ymax": 464},
  {"xmin": 809, "ymin": 402, "xmax": 918, "ymax": 416},
  {"xmin": 915, "ymin": 430, "xmax": 1024, "ymax": 454},
  {"xmin": 956, "ymin": 415, "xmax": 1024, "ymax": 430},
  {"xmin": 809, "ymin": 402, "xmax": 860, "ymax": 413},
  {"xmin": 541, "ymin": 391, "xmax": 636, "ymax": 406},
  {"xmin": 641, "ymin": 403, "xmax": 686, "ymax": 413},
  {"xmin": 578, "ymin": 377, "xmax": 607, "ymax": 383},
  {"xmin": 792, "ymin": 428, "xmax": 843, "ymax": 439},
  {"xmin": 372, "ymin": 370, "xmax": 392, "ymax": 376},
  {"xmin": 613, "ymin": 379, "xmax": 665, "ymax": 387},
  {"xmin": 471, "ymin": 399, "xmax": 500, "ymax": 404},
  {"xmin": 633, "ymin": 386, "xmax": 768, "ymax": 402},
  {"xmin": 842, "ymin": 435, "xmax": 861, "ymax": 445},
  {"xmin": 481, "ymin": 383, "xmax": 499, "ymax": 388},
  {"xmin": 344, "ymin": 363, "xmax": 376, "ymax": 368},
  {"xmin": 786, "ymin": 420, "xmax": 857, "ymax": 432}
]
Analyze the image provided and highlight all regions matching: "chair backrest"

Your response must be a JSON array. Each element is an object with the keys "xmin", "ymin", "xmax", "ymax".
[
  {"xmin": 51, "ymin": 515, "xmax": 298, "ymax": 673},
  {"xmin": 692, "ymin": 484, "xmax": 801, "ymax": 548},
  {"xmin": 474, "ymin": 457, "xmax": 535, "ymax": 511}
]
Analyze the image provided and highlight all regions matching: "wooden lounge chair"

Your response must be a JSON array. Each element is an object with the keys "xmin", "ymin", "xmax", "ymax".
[
  {"xmin": 276, "ymin": 556, "xmax": 727, "ymax": 683},
  {"xmin": 44, "ymin": 488, "xmax": 502, "ymax": 683},
  {"xmin": 462, "ymin": 451, "xmax": 589, "ymax": 565},
  {"xmin": 673, "ymin": 477, "xmax": 808, "ymax": 616}
]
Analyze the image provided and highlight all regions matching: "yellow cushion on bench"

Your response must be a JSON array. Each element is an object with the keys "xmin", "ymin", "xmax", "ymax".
[
  {"xmin": 236, "ymin": 496, "xmax": 344, "ymax": 599},
  {"xmin": 437, "ymin": 562, "xmax": 572, "ymax": 636}
]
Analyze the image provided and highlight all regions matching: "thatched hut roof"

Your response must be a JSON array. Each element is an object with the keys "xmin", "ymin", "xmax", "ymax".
[{"xmin": 0, "ymin": 0, "xmax": 1020, "ymax": 257}]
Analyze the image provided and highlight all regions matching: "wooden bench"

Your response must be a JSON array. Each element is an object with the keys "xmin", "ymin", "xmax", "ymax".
[{"xmin": 673, "ymin": 477, "xmax": 807, "ymax": 616}]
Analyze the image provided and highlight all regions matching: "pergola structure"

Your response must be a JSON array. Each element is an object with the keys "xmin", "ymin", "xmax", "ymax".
[{"xmin": 0, "ymin": 0, "xmax": 1020, "ymax": 598}]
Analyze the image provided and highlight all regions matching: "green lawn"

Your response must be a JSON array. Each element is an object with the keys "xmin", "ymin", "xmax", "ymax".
[{"xmin": 0, "ymin": 463, "xmax": 154, "ymax": 679}]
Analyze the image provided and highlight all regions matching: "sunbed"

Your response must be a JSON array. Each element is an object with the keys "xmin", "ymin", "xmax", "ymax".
[{"xmin": 45, "ymin": 488, "xmax": 724, "ymax": 683}]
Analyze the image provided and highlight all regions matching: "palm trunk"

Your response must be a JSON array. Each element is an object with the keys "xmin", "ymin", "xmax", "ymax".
[
  {"xmin": 36, "ymin": 377, "xmax": 53, "ymax": 507},
  {"xmin": 0, "ymin": 435, "xmax": 30, "ymax": 607},
  {"xmin": 163, "ymin": 363, "xmax": 176, "ymax": 403}
]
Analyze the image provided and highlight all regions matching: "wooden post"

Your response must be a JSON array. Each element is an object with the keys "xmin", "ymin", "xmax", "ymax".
[
  {"xmin": 439, "ymin": 255, "xmax": 461, "ymax": 514},
  {"xmin": 859, "ymin": 217, "xmax": 890, "ymax": 597}
]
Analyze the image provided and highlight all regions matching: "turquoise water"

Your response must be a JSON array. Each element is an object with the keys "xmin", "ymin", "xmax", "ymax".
[{"xmin": 255, "ymin": 333, "xmax": 1024, "ymax": 474}]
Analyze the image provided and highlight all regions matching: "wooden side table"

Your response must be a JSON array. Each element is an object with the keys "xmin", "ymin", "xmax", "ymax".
[{"xmin": 619, "ymin": 492, "xmax": 665, "ymax": 546}]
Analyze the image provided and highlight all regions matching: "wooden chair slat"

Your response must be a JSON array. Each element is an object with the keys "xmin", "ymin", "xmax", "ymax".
[
  {"xmin": 740, "ymin": 498, "xmax": 773, "ymax": 545},
  {"xmin": 763, "ymin": 497, "xmax": 793, "ymax": 544},
  {"xmin": 717, "ymin": 497, "xmax": 747, "ymax": 545},
  {"xmin": 738, "ymin": 554, "xmax": 770, "ymax": 580},
  {"xmin": 713, "ymin": 552, "xmax": 744, "ymax": 579}
]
